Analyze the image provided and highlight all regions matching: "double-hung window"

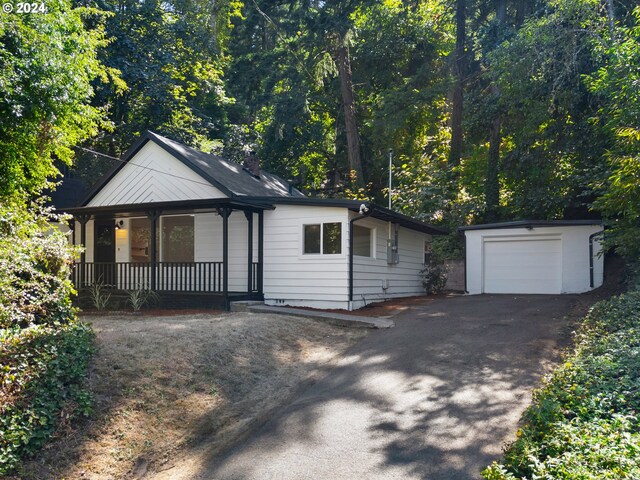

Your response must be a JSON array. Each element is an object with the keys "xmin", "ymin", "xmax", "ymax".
[{"xmin": 303, "ymin": 222, "xmax": 342, "ymax": 255}]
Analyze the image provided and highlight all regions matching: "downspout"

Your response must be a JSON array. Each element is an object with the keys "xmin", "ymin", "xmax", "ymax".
[
  {"xmin": 349, "ymin": 206, "xmax": 372, "ymax": 307},
  {"xmin": 462, "ymin": 231, "xmax": 468, "ymax": 293},
  {"xmin": 589, "ymin": 230, "xmax": 604, "ymax": 288}
]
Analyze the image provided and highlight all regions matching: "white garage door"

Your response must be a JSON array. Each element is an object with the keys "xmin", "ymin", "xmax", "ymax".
[{"xmin": 483, "ymin": 237, "xmax": 562, "ymax": 294}]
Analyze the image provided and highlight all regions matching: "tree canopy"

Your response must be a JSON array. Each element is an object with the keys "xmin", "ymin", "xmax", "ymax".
[
  {"xmin": 2, "ymin": 0, "xmax": 639, "ymax": 259},
  {"xmin": 0, "ymin": 0, "xmax": 117, "ymax": 202}
]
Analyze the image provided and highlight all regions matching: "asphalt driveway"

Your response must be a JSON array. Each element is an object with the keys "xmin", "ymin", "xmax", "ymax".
[{"xmin": 200, "ymin": 294, "xmax": 578, "ymax": 480}]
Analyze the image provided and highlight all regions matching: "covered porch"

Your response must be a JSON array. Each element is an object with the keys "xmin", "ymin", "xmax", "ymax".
[{"xmin": 66, "ymin": 198, "xmax": 272, "ymax": 310}]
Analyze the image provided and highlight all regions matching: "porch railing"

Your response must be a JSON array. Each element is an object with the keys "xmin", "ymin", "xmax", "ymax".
[{"xmin": 73, "ymin": 262, "xmax": 260, "ymax": 293}]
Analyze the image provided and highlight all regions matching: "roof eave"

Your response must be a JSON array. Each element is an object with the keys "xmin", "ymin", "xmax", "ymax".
[
  {"xmin": 62, "ymin": 197, "xmax": 275, "ymax": 217},
  {"xmin": 245, "ymin": 196, "xmax": 447, "ymax": 235},
  {"xmin": 458, "ymin": 219, "xmax": 604, "ymax": 232}
]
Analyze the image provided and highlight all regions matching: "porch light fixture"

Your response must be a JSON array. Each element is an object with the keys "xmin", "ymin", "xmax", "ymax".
[{"xmin": 114, "ymin": 220, "xmax": 124, "ymax": 230}]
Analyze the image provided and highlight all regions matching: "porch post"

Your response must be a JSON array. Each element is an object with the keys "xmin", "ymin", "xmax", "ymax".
[
  {"xmin": 245, "ymin": 210, "xmax": 254, "ymax": 293},
  {"xmin": 148, "ymin": 210, "xmax": 159, "ymax": 291},
  {"xmin": 258, "ymin": 210, "xmax": 264, "ymax": 296},
  {"xmin": 77, "ymin": 214, "xmax": 89, "ymax": 288},
  {"xmin": 222, "ymin": 207, "xmax": 230, "ymax": 308}
]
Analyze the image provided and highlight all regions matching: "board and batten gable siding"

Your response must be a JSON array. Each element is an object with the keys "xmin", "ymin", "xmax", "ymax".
[
  {"xmin": 263, "ymin": 205, "xmax": 350, "ymax": 309},
  {"xmin": 465, "ymin": 225, "xmax": 604, "ymax": 295},
  {"xmin": 87, "ymin": 141, "xmax": 226, "ymax": 207},
  {"xmin": 351, "ymin": 215, "xmax": 430, "ymax": 309}
]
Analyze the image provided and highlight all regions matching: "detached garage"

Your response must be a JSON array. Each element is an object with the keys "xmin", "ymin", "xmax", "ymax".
[{"xmin": 461, "ymin": 221, "xmax": 604, "ymax": 295}]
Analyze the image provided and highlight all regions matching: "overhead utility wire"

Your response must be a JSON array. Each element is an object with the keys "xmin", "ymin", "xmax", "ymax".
[{"xmin": 74, "ymin": 145, "xmax": 225, "ymax": 189}]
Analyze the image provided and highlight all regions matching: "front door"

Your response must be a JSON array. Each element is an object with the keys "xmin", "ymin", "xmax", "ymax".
[{"xmin": 94, "ymin": 219, "xmax": 116, "ymax": 286}]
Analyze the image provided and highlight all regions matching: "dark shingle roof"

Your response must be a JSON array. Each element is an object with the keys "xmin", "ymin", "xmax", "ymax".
[
  {"xmin": 81, "ymin": 131, "xmax": 303, "ymax": 205},
  {"xmin": 146, "ymin": 131, "xmax": 304, "ymax": 198},
  {"xmin": 74, "ymin": 132, "xmax": 445, "ymax": 235}
]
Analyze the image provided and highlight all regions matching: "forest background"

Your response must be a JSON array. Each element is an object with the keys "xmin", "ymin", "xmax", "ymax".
[{"xmin": 2, "ymin": 0, "xmax": 640, "ymax": 257}]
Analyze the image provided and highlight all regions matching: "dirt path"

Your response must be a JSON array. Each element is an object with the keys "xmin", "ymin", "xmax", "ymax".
[{"xmin": 15, "ymin": 312, "xmax": 366, "ymax": 480}]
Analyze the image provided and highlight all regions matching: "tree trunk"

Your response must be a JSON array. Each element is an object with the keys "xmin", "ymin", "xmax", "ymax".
[
  {"xmin": 496, "ymin": 0, "xmax": 506, "ymax": 24},
  {"xmin": 515, "ymin": 0, "xmax": 527, "ymax": 26},
  {"xmin": 335, "ymin": 40, "xmax": 364, "ymax": 188},
  {"xmin": 606, "ymin": 0, "xmax": 615, "ymax": 33},
  {"xmin": 448, "ymin": 0, "xmax": 466, "ymax": 167},
  {"xmin": 485, "ymin": 113, "xmax": 501, "ymax": 222},
  {"xmin": 484, "ymin": 0, "xmax": 507, "ymax": 222}
]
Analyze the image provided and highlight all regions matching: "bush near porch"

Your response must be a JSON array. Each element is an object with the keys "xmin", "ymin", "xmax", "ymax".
[
  {"xmin": 483, "ymin": 291, "xmax": 640, "ymax": 479},
  {"xmin": 0, "ymin": 204, "xmax": 94, "ymax": 475}
]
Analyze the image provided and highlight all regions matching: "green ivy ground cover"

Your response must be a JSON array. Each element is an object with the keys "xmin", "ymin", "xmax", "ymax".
[
  {"xmin": 0, "ymin": 322, "xmax": 94, "ymax": 475},
  {"xmin": 483, "ymin": 292, "xmax": 640, "ymax": 479},
  {"xmin": 0, "ymin": 205, "xmax": 95, "ymax": 475}
]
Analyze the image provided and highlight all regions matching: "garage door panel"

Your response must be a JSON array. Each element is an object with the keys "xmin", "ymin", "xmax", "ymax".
[{"xmin": 483, "ymin": 238, "xmax": 561, "ymax": 294}]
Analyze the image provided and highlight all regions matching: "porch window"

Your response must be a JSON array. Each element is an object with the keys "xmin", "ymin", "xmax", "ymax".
[
  {"xmin": 303, "ymin": 222, "xmax": 342, "ymax": 255},
  {"xmin": 353, "ymin": 225, "xmax": 373, "ymax": 257},
  {"xmin": 162, "ymin": 215, "xmax": 194, "ymax": 262},
  {"xmin": 130, "ymin": 218, "xmax": 151, "ymax": 262}
]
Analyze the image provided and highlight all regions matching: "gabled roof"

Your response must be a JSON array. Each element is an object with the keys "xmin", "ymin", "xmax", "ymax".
[
  {"xmin": 72, "ymin": 131, "xmax": 446, "ymax": 235},
  {"xmin": 81, "ymin": 131, "xmax": 304, "ymax": 206}
]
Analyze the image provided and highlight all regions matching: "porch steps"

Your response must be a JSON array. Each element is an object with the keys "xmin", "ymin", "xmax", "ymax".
[{"xmin": 230, "ymin": 301, "xmax": 394, "ymax": 329}]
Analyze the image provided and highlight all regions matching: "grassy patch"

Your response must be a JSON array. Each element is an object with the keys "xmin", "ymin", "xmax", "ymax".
[
  {"xmin": 483, "ymin": 292, "xmax": 640, "ymax": 479},
  {"xmin": 13, "ymin": 313, "xmax": 366, "ymax": 479}
]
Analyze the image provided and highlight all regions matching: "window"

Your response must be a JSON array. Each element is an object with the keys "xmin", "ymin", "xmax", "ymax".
[
  {"xmin": 424, "ymin": 239, "xmax": 432, "ymax": 265},
  {"xmin": 353, "ymin": 225, "xmax": 372, "ymax": 257},
  {"xmin": 162, "ymin": 215, "xmax": 194, "ymax": 262},
  {"xmin": 323, "ymin": 222, "xmax": 342, "ymax": 254},
  {"xmin": 130, "ymin": 218, "xmax": 152, "ymax": 262},
  {"xmin": 304, "ymin": 224, "xmax": 321, "ymax": 254},
  {"xmin": 303, "ymin": 222, "xmax": 342, "ymax": 255}
]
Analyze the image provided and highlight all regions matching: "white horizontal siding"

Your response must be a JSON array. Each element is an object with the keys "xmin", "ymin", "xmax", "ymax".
[
  {"xmin": 88, "ymin": 141, "xmax": 225, "ymax": 206},
  {"xmin": 263, "ymin": 205, "xmax": 349, "ymax": 307},
  {"xmin": 351, "ymin": 215, "xmax": 429, "ymax": 305},
  {"xmin": 75, "ymin": 220, "xmax": 95, "ymax": 262}
]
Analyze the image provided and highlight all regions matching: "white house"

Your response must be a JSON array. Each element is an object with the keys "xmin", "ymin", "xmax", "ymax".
[
  {"xmin": 63, "ymin": 131, "xmax": 445, "ymax": 310},
  {"xmin": 460, "ymin": 221, "xmax": 604, "ymax": 295}
]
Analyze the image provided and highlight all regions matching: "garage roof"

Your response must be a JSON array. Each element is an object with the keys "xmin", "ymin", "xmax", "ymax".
[{"xmin": 458, "ymin": 220, "xmax": 603, "ymax": 232}]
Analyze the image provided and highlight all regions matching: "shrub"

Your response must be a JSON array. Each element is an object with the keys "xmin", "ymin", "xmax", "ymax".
[
  {"xmin": 0, "ymin": 203, "xmax": 80, "ymax": 329},
  {"xmin": 421, "ymin": 255, "xmax": 448, "ymax": 294},
  {"xmin": 89, "ymin": 279, "xmax": 111, "ymax": 311},
  {"xmin": 483, "ymin": 292, "xmax": 640, "ymax": 479},
  {"xmin": 0, "ymin": 322, "xmax": 95, "ymax": 474},
  {"xmin": 128, "ymin": 284, "xmax": 159, "ymax": 311},
  {"xmin": 0, "ymin": 202, "xmax": 94, "ymax": 475}
]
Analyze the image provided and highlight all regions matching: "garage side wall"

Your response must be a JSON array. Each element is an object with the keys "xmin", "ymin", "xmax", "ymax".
[
  {"xmin": 561, "ymin": 226, "xmax": 604, "ymax": 292},
  {"xmin": 465, "ymin": 225, "xmax": 604, "ymax": 295}
]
